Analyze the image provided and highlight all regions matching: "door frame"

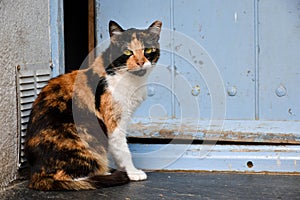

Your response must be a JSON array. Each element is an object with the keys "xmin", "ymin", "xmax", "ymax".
[{"xmin": 50, "ymin": 0, "xmax": 65, "ymax": 77}]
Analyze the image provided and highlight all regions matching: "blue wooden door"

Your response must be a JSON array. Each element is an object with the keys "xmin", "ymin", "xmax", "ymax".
[
  {"xmin": 259, "ymin": 0, "xmax": 300, "ymax": 121},
  {"xmin": 95, "ymin": 0, "xmax": 300, "ymax": 172}
]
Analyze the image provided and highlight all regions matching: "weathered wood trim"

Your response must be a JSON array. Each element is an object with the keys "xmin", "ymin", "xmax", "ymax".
[
  {"xmin": 128, "ymin": 119, "xmax": 300, "ymax": 144},
  {"xmin": 88, "ymin": 0, "xmax": 95, "ymax": 65}
]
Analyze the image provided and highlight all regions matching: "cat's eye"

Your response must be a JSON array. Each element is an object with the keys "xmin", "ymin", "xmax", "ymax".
[
  {"xmin": 144, "ymin": 48, "xmax": 155, "ymax": 54},
  {"xmin": 123, "ymin": 49, "xmax": 133, "ymax": 56}
]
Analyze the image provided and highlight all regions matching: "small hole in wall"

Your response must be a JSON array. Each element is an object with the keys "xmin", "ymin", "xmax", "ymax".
[{"xmin": 247, "ymin": 161, "xmax": 254, "ymax": 168}]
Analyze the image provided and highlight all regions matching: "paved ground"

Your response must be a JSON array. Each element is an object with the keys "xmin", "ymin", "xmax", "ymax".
[{"xmin": 1, "ymin": 172, "xmax": 300, "ymax": 200}]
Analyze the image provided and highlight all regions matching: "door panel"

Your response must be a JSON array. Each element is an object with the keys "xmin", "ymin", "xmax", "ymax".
[
  {"xmin": 258, "ymin": 0, "xmax": 300, "ymax": 121},
  {"xmin": 94, "ymin": 0, "xmax": 300, "ymax": 144},
  {"xmin": 174, "ymin": 0, "xmax": 255, "ymax": 120}
]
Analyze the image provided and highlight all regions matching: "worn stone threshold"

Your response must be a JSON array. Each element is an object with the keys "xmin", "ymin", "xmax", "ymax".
[{"xmin": 1, "ymin": 172, "xmax": 300, "ymax": 200}]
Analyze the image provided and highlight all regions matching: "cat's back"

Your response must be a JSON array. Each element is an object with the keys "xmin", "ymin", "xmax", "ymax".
[
  {"xmin": 25, "ymin": 70, "xmax": 79, "ymax": 137},
  {"xmin": 34, "ymin": 70, "xmax": 77, "ymax": 107}
]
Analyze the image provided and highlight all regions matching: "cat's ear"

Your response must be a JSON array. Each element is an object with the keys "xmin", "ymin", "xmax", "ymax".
[
  {"xmin": 109, "ymin": 20, "xmax": 124, "ymax": 37},
  {"xmin": 148, "ymin": 20, "xmax": 162, "ymax": 35}
]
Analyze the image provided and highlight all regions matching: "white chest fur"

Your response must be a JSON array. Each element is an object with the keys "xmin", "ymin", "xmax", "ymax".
[{"xmin": 106, "ymin": 70, "xmax": 150, "ymax": 123}]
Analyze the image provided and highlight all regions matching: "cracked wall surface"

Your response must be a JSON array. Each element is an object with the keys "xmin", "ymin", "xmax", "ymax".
[{"xmin": 0, "ymin": 0, "xmax": 50, "ymax": 188}]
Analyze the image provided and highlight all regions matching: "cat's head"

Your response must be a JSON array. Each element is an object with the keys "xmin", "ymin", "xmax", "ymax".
[{"xmin": 105, "ymin": 20, "xmax": 162, "ymax": 76}]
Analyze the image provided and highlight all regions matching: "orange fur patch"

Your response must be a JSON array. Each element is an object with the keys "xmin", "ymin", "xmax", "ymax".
[
  {"xmin": 26, "ymin": 135, "xmax": 41, "ymax": 147},
  {"xmin": 126, "ymin": 36, "xmax": 151, "ymax": 70},
  {"xmin": 73, "ymin": 70, "xmax": 96, "ymax": 112},
  {"xmin": 129, "ymin": 33, "xmax": 143, "ymax": 50},
  {"xmin": 53, "ymin": 170, "xmax": 71, "ymax": 181},
  {"xmin": 31, "ymin": 71, "xmax": 77, "ymax": 123},
  {"xmin": 126, "ymin": 49, "xmax": 148, "ymax": 70},
  {"xmin": 90, "ymin": 56, "xmax": 107, "ymax": 77},
  {"xmin": 97, "ymin": 91, "xmax": 122, "ymax": 135}
]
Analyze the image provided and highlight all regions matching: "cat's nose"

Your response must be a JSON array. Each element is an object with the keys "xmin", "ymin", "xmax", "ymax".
[{"xmin": 137, "ymin": 60, "xmax": 145, "ymax": 67}]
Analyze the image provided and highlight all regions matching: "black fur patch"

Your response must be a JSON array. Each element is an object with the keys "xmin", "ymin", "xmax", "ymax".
[
  {"xmin": 95, "ymin": 78, "xmax": 107, "ymax": 111},
  {"xmin": 102, "ymin": 47, "xmax": 127, "ymax": 75},
  {"xmin": 85, "ymin": 69, "xmax": 108, "ymax": 111}
]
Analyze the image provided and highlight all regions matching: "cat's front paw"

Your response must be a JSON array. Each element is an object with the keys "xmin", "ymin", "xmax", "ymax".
[{"xmin": 127, "ymin": 169, "xmax": 147, "ymax": 181}]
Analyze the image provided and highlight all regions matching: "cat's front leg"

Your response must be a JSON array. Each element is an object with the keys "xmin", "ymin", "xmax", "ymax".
[{"xmin": 108, "ymin": 127, "xmax": 147, "ymax": 181}]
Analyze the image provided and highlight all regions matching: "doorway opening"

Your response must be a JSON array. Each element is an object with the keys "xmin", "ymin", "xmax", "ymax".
[{"xmin": 64, "ymin": 0, "xmax": 95, "ymax": 73}]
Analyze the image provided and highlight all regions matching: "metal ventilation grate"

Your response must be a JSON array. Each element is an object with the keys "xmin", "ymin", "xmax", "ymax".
[{"xmin": 16, "ymin": 63, "xmax": 52, "ymax": 168}]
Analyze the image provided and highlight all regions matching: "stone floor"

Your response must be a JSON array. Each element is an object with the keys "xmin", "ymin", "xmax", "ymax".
[{"xmin": 1, "ymin": 172, "xmax": 300, "ymax": 200}]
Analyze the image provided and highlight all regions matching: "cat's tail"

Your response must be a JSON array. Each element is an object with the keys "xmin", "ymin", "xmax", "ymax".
[
  {"xmin": 28, "ymin": 170, "xmax": 130, "ymax": 191},
  {"xmin": 86, "ymin": 170, "xmax": 130, "ymax": 189}
]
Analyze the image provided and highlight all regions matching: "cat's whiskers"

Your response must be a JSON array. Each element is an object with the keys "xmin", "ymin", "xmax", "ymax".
[{"xmin": 115, "ymin": 67, "xmax": 128, "ymax": 74}]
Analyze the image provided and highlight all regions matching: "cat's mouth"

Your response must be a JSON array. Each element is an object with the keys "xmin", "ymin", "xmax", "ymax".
[{"xmin": 129, "ymin": 69, "xmax": 147, "ymax": 76}]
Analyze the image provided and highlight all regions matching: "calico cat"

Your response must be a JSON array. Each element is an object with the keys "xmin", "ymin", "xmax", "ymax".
[{"xmin": 25, "ymin": 20, "xmax": 162, "ymax": 190}]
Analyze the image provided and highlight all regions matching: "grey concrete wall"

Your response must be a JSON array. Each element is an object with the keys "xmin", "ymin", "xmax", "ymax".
[{"xmin": 0, "ymin": 0, "xmax": 50, "ymax": 188}]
